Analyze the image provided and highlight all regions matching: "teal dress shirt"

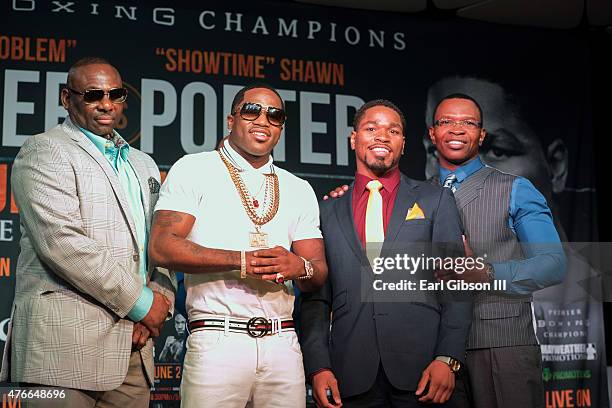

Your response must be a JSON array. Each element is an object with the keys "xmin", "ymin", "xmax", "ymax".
[{"xmin": 81, "ymin": 127, "xmax": 153, "ymax": 321}]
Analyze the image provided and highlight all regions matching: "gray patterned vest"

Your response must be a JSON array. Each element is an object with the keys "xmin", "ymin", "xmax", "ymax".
[{"xmin": 437, "ymin": 166, "xmax": 537, "ymax": 349}]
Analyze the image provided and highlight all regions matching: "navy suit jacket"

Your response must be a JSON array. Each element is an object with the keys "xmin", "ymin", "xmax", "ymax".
[{"xmin": 300, "ymin": 174, "xmax": 472, "ymax": 397}]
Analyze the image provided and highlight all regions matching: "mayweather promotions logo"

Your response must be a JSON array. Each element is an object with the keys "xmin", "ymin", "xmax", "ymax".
[{"xmin": 541, "ymin": 343, "xmax": 597, "ymax": 362}]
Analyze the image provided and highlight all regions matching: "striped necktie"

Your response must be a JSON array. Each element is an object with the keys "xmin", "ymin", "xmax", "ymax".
[{"xmin": 443, "ymin": 173, "xmax": 457, "ymax": 193}]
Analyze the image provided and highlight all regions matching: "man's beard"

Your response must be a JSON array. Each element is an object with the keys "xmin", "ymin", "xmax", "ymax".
[{"xmin": 367, "ymin": 156, "xmax": 393, "ymax": 175}]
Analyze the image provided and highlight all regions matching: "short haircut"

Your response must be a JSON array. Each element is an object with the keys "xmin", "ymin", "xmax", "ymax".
[
  {"xmin": 431, "ymin": 93, "xmax": 484, "ymax": 125},
  {"xmin": 67, "ymin": 57, "xmax": 117, "ymax": 87},
  {"xmin": 425, "ymin": 76, "xmax": 565, "ymax": 149},
  {"xmin": 353, "ymin": 99, "xmax": 406, "ymax": 132},
  {"xmin": 230, "ymin": 82, "xmax": 285, "ymax": 114}
]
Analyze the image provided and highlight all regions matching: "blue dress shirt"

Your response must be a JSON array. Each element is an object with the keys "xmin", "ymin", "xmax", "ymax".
[{"xmin": 439, "ymin": 157, "xmax": 567, "ymax": 295}]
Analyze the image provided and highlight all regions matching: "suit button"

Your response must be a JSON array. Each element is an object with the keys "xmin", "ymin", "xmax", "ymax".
[{"xmin": 133, "ymin": 254, "xmax": 140, "ymax": 262}]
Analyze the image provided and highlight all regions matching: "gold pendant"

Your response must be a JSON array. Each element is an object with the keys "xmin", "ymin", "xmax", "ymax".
[{"xmin": 249, "ymin": 231, "xmax": 268, "ymax": 248}]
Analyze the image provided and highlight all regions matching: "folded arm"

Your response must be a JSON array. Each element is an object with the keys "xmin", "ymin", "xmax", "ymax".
[
  {"xmin": 492, "ymin": 177, "xmax": 567, "ymax": 294},
  {"xmin": 149, "ymin": 209, "xmax": 243, "ymax": 273}
]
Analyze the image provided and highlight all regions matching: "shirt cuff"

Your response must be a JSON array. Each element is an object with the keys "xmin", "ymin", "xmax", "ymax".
[
  {"xmin": 491, "ymin": 262, "xmax": 511, "ymax": 289},
  {"xmin": 127, "ymin": 286, "xmax": 154, "ymax": 322}
]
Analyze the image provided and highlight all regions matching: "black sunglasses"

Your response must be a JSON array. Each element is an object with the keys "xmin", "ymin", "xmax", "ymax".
[
  {"xmin": 235, "ymin": 102, "xmax": 286, "ymax": 126},
  {"xmin": 66, "ymin": 87, "xmax": 128, "ymax": 104}
]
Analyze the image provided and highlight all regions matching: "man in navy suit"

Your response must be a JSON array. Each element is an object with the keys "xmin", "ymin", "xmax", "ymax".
[{"xmin": 300, "ymin": 99, "xmax": 472, "ymax": 407}]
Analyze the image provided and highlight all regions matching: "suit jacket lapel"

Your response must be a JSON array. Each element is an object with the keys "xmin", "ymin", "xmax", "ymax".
[
  {"xmin": 334, "ymin": 176, "xmax": 419, "ymax": 261},
  {"xmin": 61, "ymin": 117, "xmax": 139, "ymax": 244},
  {"xmin": 382, "ymin": 175, "xmax": 419, "ymax": 253},
  {"xmin": 334, "ymin": 186, "xmax": 369, "ymax": 265}
]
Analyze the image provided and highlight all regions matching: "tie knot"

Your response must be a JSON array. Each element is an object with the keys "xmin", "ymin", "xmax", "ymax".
[
  {"xmin": 443, "ymin": 173, "xmax": 457, "ymax": 188},
  {"xmin": 366, "ymin": 180, "xmax": 383, "ymax": 192}
]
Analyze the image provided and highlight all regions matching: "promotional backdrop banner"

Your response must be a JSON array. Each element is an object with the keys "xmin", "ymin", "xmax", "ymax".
[{"xmin": 0, "ymin": 1, "xmax": 602, "ymax": 407}]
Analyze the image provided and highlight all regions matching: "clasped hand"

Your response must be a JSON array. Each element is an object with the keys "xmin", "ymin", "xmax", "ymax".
[
  {"xmin": 435, "ymin": 235, "xmax": 489, "ymax": 284},
  {"xmin": 133, "ymin": 291, "xmax": 171, "ymax": 350},
  {"xmin": 247, "ymin": 246, "xmax": 304, "ymax": 281}
]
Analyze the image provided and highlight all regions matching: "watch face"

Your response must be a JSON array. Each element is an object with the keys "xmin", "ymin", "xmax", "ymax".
[
  {"xmin": 305, "ymin": 260, "xmax": 314, "ymax": 276},
  {"xmin": 298, "ymin": 258, "xmax": 314, "ymax": 279}
]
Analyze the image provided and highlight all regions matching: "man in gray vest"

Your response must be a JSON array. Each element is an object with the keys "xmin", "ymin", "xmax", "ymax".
[
  {"xmin": 429, "ymin": 93, "xmax": 567, "ymax": 408},
  {"xmin": 423, "ymin": 77, "xmax": 608, "ymax": 408}
]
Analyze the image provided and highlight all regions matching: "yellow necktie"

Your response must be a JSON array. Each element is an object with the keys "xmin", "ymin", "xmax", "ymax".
[
  {"xmin": 365, "ymin": 180, "xmax": 384, "ymax": 243},
  {"xmin": 365, "ymin": 180, "xmax": 384, "ymax": 266}
]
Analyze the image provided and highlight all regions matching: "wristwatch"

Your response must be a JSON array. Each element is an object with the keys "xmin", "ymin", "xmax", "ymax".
[
  {"xmin": 435, "ymin": 356, "xmax": 461, "ymax": 374},
  {"xmin": 296, "ymin": 256, "xmax": 314, "ymax": 280}
]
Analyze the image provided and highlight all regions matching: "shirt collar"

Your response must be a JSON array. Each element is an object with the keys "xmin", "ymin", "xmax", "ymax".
[
  {"xmin": 439, "ymin": 156, "xmax": 484, "ymax": 185},
  {"xmin": 222, "ymin": 139, "xmax": 274, "ymax": 174},
  {"xmin": 80, "ymin": 126, "xmax": 130, "ymax": 161},
  {"xmin": 354, "ymin": 166, "xmax": 401, "ymax": 195}
]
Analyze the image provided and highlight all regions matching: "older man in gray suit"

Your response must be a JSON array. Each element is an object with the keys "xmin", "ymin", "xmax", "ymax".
[{"xmin": 0, "ymin": 57, "xmax": 175, "ymax": 407}]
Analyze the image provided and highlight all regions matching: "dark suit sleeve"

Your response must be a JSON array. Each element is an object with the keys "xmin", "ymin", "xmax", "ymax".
[
  {"xmin": 431, "ymin": 188, "xmax": 473, "ymax": 363},
  {"xmin": 299, "ymin": 278, "xmax": 332, "ymax": 377},
  {"xmin": 299, "ymin": 204, "xmax": 334, "ymax": 378}
]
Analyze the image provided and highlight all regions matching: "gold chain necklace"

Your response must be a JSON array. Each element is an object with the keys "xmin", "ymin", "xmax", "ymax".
[{"xmin": 217, "ymin": 149, "xmax": 280, "ymax": 247}]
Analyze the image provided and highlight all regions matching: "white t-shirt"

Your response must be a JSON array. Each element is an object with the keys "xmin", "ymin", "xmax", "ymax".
[{"xmin": 155, "ymin": 142, "xmax": 322, "ymax": 320}]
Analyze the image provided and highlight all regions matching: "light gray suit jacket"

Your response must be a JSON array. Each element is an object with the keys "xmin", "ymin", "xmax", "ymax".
[{"xmin": 0, "ymin": 117, "xmax": 175, "ymax": 391}]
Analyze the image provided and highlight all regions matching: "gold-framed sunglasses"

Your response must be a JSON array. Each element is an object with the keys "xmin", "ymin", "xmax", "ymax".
[{"xmin": 234, "ymin": 102, "xmax": 286, "ymax": 126}]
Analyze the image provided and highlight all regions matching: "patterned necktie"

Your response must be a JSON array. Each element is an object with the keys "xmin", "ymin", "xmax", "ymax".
[
  {"xmin": 365, "ymin": 180, "xmax": 385, "ymax": 243},
  {"xmin": 443, "ymin": 173, "xmax": 457, "ymax": 193}
]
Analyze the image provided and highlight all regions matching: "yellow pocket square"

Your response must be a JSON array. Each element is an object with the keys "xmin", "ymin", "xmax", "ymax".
[{"xmin": 405, "ymin": 203, "xmax": 425, "ymax": 220}]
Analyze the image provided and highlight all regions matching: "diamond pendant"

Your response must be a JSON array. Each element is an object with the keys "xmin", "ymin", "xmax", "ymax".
[{"xmin": 249, "ymin": 231, "xmax": 268, "ymax": 248}]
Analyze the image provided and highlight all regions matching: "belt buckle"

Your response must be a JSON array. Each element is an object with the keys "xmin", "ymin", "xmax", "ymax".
[{"xmin": 246, "ymin": 317, "xmax": 269, "ymax": 338}]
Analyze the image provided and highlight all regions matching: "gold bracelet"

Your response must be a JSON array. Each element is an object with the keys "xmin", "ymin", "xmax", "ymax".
[{"xmin": 240, "ymin": 250, "xmax": 247, "ymax": 278}]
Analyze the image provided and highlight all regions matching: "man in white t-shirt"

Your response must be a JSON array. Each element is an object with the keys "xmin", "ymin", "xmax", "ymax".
[{"xmin": 149, "ymin": 83, "xmax": 328, "ymax": 408}]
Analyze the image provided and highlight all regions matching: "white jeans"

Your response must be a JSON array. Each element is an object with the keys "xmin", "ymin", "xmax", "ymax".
[{"xmin": 180, "ymin": 329, "xmax": 306, "ymax": 408}]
